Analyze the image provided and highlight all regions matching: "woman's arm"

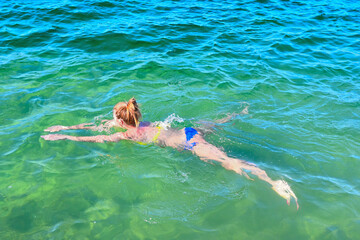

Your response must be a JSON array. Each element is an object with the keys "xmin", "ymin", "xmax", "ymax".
[
  {"xmin": 44, "ymin": 123, "xmax": 96, "ymax": 132},
  {"xmin": 41, "ymin": 132, "xmax": 126, "ymax": 143},
  {"xmin": 44, "ymin": 120, "xmax": 116, "ymax": 133}
]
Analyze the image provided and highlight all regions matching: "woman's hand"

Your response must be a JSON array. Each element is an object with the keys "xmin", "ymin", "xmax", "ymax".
[
  {"xmin": 44, "ymin": 125, "xmax": 68, "ymax": 132},
  {"xmin": 41, "ymin": 134, "xmax": 69, "ymax": 141}
]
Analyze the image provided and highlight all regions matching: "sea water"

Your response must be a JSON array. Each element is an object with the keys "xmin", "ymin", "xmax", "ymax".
[{"xmin": 0, "ymin": 0, "xmax": 359, "ymax": 239}]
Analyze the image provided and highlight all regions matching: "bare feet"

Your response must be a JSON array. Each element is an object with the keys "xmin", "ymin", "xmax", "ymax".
[
  {"xmin": 272, "ymin": 180, "xmax": 299, "ymax": 210},
  {"xmin": 215, "ymin": 105, "xmax": 249, "ymax": 124}
]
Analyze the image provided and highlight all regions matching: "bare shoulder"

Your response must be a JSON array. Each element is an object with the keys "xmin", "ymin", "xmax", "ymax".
[{"xmin": 123, "ymin": 127, "xmax": 151, "ymax": 141}]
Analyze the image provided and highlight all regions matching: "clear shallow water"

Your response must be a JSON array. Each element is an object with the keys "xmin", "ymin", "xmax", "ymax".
[{"xmin": 1, "ymin": 0, "xmax": 360, "ymax": 239}]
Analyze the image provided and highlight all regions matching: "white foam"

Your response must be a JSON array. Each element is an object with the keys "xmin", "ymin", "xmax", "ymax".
[
  {"xmin": 153, "ymin": 113, "xmax": 184, "ymax": 130},
  {"xmin": 239, "ymin": 101, "xmax": 250, "ymax": 115}
]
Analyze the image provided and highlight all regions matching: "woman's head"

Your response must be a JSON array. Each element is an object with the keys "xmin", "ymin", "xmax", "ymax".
[{"xmin": 113, "ymin": 97, "xmax": 142, "ymax": 127}]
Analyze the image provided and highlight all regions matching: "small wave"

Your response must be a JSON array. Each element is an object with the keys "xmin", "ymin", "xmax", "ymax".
[
  {"xmin": 61, "ymin": 31, "xmax": 162, "ymax": 53},
  {"xmin": 90, "ymin": 1, "xmax": 117, "ymax": 8},
  {"xmin": 92, "ymin": 112, "xmax": 114, "ymax": 133},
  {"xmin": 153, "ymin": 113, "xmax": 184, "ymax": 130}
]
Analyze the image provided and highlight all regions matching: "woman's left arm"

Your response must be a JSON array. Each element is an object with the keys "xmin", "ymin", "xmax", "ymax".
[
  {"xmin": 44, "ymin": 120, "xmax": 117, "ymax": 133},
  {"xmin": 41, "ymin": 132, "xmax": 126, "ymax": 143}
]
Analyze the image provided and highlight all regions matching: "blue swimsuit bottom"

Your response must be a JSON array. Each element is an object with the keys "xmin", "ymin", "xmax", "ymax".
[{"xmin": 184, "ymin": 127, "xmax": 198, "ymax": 150}]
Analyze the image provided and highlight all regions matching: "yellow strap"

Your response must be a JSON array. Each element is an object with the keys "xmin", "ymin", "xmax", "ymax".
[
  {"xmin": 152, "ymin": 126, "xmax": 161, "ymax": 143},
  {"xmin": 137, "ymin": 127, "xmax": 161, "ymax": 145}
]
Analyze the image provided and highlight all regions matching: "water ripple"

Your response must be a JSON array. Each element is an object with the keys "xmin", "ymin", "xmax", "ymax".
[{"xmin": 1, "ymin": 0, "xmax": 360, "ymax": 238}]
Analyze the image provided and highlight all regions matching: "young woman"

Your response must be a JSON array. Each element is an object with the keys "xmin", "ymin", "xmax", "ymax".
[{"xmin": 41, "ymin": 97, "xmax": 299, "ymax": 209}]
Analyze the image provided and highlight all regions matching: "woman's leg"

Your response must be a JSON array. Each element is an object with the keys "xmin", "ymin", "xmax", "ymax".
[
  {"xmin": 214, "ymin": 106, "xmax": 249, "ymax": 124},
  {"xmin": 195, "ymin": 105, "xmax": 250, "ymax": 134},
  {"xmin": 191, "ymin": 136, "xmax": 299, "ymax": 209}
]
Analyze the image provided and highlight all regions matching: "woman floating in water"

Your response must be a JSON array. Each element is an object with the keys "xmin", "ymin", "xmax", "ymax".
[{"xmin": 41, "ymin": 97, "xmax": 299, "ymax": 209}]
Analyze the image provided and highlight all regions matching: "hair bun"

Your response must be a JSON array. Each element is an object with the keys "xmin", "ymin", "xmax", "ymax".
[
  {"xmin": 126, "ymin": 97, "xmax": 141, "ymax": 126},
  {"xmin": 114, "ymin": 97, "xmax": 141, "ymax": 127},
  {"xmin": 126, "ymin": 97, "xmax": 137, "ymax": 110}
]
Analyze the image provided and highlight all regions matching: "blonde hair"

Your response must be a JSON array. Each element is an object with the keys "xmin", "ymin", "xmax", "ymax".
[{"xmin": 113, "ymin": 97, "xmax": 142, "ymax": 127}]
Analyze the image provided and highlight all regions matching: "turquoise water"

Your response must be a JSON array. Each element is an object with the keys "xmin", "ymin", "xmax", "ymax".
[{"xmin": 1, "ymin": 0, "xmax": 360, "ymax": 239}]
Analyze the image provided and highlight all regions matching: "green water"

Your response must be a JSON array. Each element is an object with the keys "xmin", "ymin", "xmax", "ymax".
[{"xmin": 1, "ymin": 0, "xmax": 360, "ymax": 239}]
